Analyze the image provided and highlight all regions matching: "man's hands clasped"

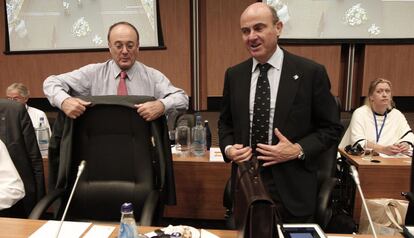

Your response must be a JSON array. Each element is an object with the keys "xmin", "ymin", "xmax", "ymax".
[{"xmin": 226, "ymin": 128, "xmax": 302, "ymax": 166}]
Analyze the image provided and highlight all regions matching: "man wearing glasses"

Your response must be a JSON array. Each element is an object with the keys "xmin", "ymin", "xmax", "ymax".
[
  {"xmin": 6, "ymin": 83, "xmax": 51, "ymax": 135},
  {"xmin": 44, "ymin": 21, "xmax": 188, "ymax": 120}
]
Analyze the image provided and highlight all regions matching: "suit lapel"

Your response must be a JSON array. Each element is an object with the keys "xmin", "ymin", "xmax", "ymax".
[
  {"xmin": 238, "ymin": 59, "xmax": 253, "ymax": 146},
  {"xmin": 273, "ymin": 51, "xmax": 300, "ymax": 141}
]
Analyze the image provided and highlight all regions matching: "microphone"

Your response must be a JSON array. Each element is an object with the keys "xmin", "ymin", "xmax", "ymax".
[
  {"xmin": 350, "ymin": 165, "xmax": 377, "ymax": 238},
  {"xmin": 54, "ymin": 160, "xmax": 86, "ymax": 238}
]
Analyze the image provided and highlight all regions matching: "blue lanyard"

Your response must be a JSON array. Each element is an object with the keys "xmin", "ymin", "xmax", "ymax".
[{"xmin": 373, "ymin": 112, "xmax": 387, "ymax": 143}]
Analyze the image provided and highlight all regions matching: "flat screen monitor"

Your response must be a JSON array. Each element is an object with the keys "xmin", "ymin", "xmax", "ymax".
[
  {"xmin": 266, "ymin": 0, "xmax": 414, "ymax": 43},
  {"xmin": 5, "ymin": 0, "xmax": 162, "ymax": 52}
]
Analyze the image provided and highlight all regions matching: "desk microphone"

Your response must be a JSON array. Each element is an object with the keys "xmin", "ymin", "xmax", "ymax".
[
  {"xmin": 54, "ymin": 160, "xmax": 86, "ymax": 238},
  {"xmin": 350, "ymin": 165, "xmax": 378, "ymax": 238}
]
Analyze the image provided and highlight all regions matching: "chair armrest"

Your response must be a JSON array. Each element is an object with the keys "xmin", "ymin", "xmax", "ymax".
[
  {"xmin": 223, "ymin": 178, "xmax": 232, "ymax": 209},
  {"xmin": 139, "ymin": 190, "xmax": 160, "ymax": 226},
  {"xmin": 28, "ymin": 189, "xmax": 66, "ymax": 219},
  {"xmin": 316, "ymin": 178, "xmax": 338, "ymax": 229},
  {"xmin": 403, "ymin": 192, "xmax": 414, "ymax": 202}
]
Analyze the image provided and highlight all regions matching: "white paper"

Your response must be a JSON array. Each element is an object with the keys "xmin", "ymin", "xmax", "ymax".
[
  {"xmin": 171, "ymin": 145, "xmax": 178, "ymax": 154},
  {"xmin": 209, "ymin": 147, "xmax": 224, "ymax": 162},
  {"xmin": 83, "ymin": 225, "xmax": 115, "ymax": 238},
  {"xmin": 145, "ymin": 225, "xmax": 200, "ymax": 238},
  {"xmin": 379, "ymin": 152, "xmax": 411, "ymax": 159},
  {"xmin": 200, "ymin": 229, "xmax": 220, "ymax": 238},
  {"xmin": 29, "ymin": 220, "xmax": 92, "ymax": 238}
]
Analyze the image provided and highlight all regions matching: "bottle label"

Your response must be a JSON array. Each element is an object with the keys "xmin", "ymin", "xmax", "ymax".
[{"xmin": 119, "ymin": 223, "xmax": 138, "ymax": 238}]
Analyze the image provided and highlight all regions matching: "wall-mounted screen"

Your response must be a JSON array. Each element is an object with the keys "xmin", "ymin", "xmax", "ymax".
[
  {"xmin": 5, "ymin": 0, "xmax": 161, "ymax": 52},
  {"xmin": 266, "ymin": 0, "xmax": 414, "ymax": 42}
]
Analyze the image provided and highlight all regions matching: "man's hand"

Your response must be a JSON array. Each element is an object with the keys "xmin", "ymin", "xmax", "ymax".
[
  {"xmin": 134, "ymin": 100, "xmax": 165, "ymax": 121},
  {"xmin": 226, "ymin": 144, "xmax": 252, "ymax": 164},
  {"xmin": 256, "ymin": 128, "xmax": 301, "ymax": 166},
  {"xmin": 61, "ymin": 97, "xmax": 91, "ymax": 119}
]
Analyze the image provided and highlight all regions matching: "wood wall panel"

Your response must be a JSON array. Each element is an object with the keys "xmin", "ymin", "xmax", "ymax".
[
  {"xmin": 0, "ymin": 0, "xmax": 191, "ymax": 98},
  {"xmin": 363, "ymin": 44, "xmax": 414, "ymax": 96},
  {"xmin": 201, "ymin": 0, "xmax": 254, "ymax": 100}
]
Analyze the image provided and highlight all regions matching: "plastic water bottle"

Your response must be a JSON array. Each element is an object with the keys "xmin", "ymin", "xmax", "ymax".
[
  {"xmin": 35, "ymin": 117, "xmax": 50, "ymax": 157},
  {"xmin": 191, "ymin": 115, "xmax": 206, "ymax": 156},
  {"xmin": 118, "ymin": 202, "xmax": 138, "ymax": 238},
  {"xmin": 204, "ymin": 120, "xmax": 212, "ymax": 151}
]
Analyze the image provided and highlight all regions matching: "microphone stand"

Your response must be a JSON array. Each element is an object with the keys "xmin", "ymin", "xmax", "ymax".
[
  {"xmin": 54, "ymin": 160, "xmax": 86, "ymax": 238},
  {"xmin": 350, "ymin": 165, "xmax": 378, "ymax": 238}
]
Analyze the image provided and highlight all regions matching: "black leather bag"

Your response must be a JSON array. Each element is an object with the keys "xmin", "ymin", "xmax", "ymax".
[{"xmin": 233, "ymin": 157, "xmax": 280, "ymax": 238}]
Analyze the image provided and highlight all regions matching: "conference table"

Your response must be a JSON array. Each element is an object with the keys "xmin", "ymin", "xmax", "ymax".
[
  {"xmin": 0, "ymin": 217, "xmax": 404, "ymax": 238},
  {"xmin": 338, "ymin": 148, "xmax": 411, "ymax": 222},
  {"xmin": 0, "ymin": 217, "xmax": 236, "ymax": 238}
]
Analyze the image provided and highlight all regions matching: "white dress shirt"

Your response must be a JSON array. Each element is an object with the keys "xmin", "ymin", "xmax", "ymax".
[
  {"xmin": 27, "ymin": 105, "xmax": 52, "ymax": 135},
  {"xmin": 0, "ymin": 139, "xmax": 25, "ymax": 210},
  {"xmin": 43, "ymin": 59, "xmax": 189, "ymax": 114}
]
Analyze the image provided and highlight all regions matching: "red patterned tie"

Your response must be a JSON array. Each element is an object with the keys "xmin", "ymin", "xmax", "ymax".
[{"xmin": 117, "ymin": 71, "xmax": 128, "ymax": 95}]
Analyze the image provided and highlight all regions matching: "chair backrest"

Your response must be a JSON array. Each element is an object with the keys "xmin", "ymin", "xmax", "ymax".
[
  {"xmin": 316, "ymin": 145, "xmax": 338, "ymax": 186},
  {"xmin": 51, "ymin": 96, "xmax": 175, "ymax": 222},
  {"xmin": 0, "ymin": 99, "xmax": 45, "ymax": 217},
  {"xmin": 315, "ymin": 143, "xmax": 340, "ymax": 230},
  {"xmin": 315, "ymin": 96, "xmax": 342, "ymax": 229},
  {"xmin": 405, "ymin": 146, "xmax": 414, "ymax": 225}
]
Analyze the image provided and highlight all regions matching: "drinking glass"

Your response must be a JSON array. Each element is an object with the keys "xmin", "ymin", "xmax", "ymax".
[
  {"xmin": 363, "ymin": 142, "xmax": 374, "ymax": 161},
  {"xmin": 175, "ymin": 125, "xmax": 190, "ymax": 155}
]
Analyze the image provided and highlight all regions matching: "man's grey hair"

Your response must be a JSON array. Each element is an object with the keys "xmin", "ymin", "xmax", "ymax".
[{"xmin": 7, "ymin": 83, "xmax": 30, "ymax": 98}]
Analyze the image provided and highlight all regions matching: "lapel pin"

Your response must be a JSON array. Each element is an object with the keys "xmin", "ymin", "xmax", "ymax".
[{"xmin": 293, "ymin": 75, "xmax": 299, "ymax": 80}]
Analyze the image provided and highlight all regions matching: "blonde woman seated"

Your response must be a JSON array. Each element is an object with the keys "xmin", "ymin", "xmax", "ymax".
[{"xmin": 340, "ymin": 78, "xmax": 414, "ymax": 157}]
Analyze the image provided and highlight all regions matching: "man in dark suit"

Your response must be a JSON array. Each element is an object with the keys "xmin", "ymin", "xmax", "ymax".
[
  {"xmin": 218, "ymin": 3, "xmax": 343, "ymax": 223},
  {"xmin": 0, "ymin": 99, "xmax": 45, "ymax": 217}
]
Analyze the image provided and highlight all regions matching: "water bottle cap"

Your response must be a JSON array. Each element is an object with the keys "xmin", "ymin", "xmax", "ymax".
[{"xmin": 121, "ymin": 202, "xmax": 134, "ymax": 213}]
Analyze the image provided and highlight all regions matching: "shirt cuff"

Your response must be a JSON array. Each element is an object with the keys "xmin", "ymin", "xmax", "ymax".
[
  {"xmin": 54, "ymin": 91, "xmax": 71, "ymax": 110},
  {"xmin": 224, "ymin": 145, "xmax": 232, "ymax": 157},
  {"xmin": 159, "ymin": 98, "xmax": 169, "ymax": 114}
]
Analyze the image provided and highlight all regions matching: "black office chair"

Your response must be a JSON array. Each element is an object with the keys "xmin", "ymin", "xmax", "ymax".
[
  {"xmin": 29, "ymin": 96, "xmax": 175, "ymax": 225},
  {"xmin": 402, "ymin": 141, "xmax": 414, "ymax": 226},
  {"xmin": 315, "ymin": 144, "xmax": 340, "ymax": 229},
  {"xmin": 0, "ymin": 99, "xmax": 45, "ymax": 218}
]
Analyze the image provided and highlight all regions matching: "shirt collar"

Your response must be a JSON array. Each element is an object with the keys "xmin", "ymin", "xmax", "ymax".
[
  {"xmin": 251, "ymin": 45, "xmax": 283, "ymax": 73},
  {"xmin": 112, "ymin": 60, "xmax": 134, "ymax": 80}
]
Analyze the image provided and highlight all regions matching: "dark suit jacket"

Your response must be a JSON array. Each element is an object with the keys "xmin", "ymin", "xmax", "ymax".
[
  {"xmin": 0, "ymin": 99, "xmax": 45, "ymax": 217},
  {"xmin": 218, "ymin": 50, "xmax": 343, "ymax": 217}
]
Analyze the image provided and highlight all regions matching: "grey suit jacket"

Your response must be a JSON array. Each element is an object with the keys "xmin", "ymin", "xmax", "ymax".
[{"xmin": 218, "ymin": 50, "xmax": 343, "ymax": 216}]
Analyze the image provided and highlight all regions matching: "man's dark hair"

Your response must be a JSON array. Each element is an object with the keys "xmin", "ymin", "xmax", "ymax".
[{"xmin": 107, "ymin": 21, "xmax": 140, "ymax": 43}]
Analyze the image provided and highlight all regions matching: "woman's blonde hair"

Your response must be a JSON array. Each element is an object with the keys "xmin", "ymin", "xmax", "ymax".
[{"xmin": 364, "ymin": 78, "xmax": 395, "ymax": 109}]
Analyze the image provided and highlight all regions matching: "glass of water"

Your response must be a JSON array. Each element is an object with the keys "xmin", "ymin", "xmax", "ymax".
[
  {"xmin": 175, "ymin": 125, "xmax": 190, "ymax": 155},
  {"xmin": 363, "ymin": 142, "xmax": 374, "ymax": 161}
]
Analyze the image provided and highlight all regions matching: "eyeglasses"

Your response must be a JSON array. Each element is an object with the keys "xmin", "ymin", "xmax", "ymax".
[
  {"xmin": 7, "ymin": 96, "xmax": 25, "ymax": 101},
  {"xmin": 111, "ymin": 42, "xmax": 137, "ymax": 52}
]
